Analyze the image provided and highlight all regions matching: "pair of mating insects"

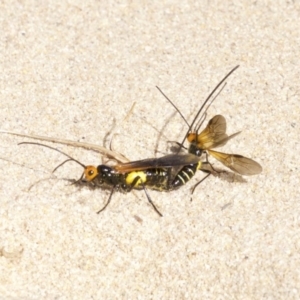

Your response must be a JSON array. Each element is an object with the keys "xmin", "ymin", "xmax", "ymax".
[{"xmin": 3, "ymin": 66, "xmax": 262, "ymax": 216}]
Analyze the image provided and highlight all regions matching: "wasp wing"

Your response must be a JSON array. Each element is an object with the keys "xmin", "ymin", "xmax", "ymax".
[
  {"xmin": 208, "ymin": 150, "xmax": 262, "ymax": 175},
  {"xmin": 209, "ymin": 131, "xmax": 241, "ymax": 148},
  {"xmin": 195, "ymin": 115, "xmax": 229, "ymax": 149},
  {"xmin": 114, "ymin": 153, "xmax": 200, "ymax": 172}
]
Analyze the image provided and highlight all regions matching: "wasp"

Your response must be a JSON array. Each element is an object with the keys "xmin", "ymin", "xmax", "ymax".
[
  {"xmin": 186, "ymin": 114, "xmax": 262, "ymax": 192},
  {"xmin": 18, "ymin": 141, "xmax": 205, "ymax": 216},
  {"xmin": 186, "ymin": 114, "xmax": 262, "ymax": 174},
  {"xmin": 1, "ymin": 66, "xmax": 259, "ymax": 215},
  {"xmin": 157, "ymin": 65, "xmax": 262, "ymax": 193},
  {"xmin": 2, "ymin": 115, "xmax": 203, "ymax": 216}
]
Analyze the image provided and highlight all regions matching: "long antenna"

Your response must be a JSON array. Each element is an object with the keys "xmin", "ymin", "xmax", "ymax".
[
  {"xmin": 157, "ymin": 66, "xmax": 239, "ymax": 151},
  {"xmin": 156, "ymin": 86, "xmax": 190, "ymax": 127},
  {"xmin": 19, "ymin": 142, "xmax": 86, "ymax": 169},
  {"xmin": 179, "ymin": 65, "xmax": 239, "ymax": 148}
]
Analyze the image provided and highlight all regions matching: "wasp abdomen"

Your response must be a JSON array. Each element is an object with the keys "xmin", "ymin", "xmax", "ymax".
[{"xmin": 171, "ymin": 163, "xmax": 201, "ymax": 188}]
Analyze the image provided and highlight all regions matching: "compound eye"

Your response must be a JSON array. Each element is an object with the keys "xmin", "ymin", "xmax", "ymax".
[{"xmin": 84, "ymin": 166, "xmax": 98, "ymax": 181}]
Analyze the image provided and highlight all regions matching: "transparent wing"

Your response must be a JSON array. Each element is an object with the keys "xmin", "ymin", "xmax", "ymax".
[
  {"xmin": 208, "ymin": 150, "xmax": 262, "ymax": 175},
  {"xmin": 210, "ymin": 131, "xmax": 241, "ymax": 148},
  {"xmin": 188, "ymin": 115, "xmax": 241, "ymax": 150},
  {"xmin": 188, "ymin": 115, "xmax": 228, "ymax": 149}
]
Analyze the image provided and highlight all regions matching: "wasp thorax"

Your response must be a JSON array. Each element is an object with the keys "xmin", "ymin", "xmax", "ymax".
[{"xmin": 188, "ymin": 143, "xmax": 202, "ymax": 157}]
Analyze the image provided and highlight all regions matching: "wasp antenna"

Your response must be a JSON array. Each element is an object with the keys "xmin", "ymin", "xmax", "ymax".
[
  {"xmin": 19, "ymin": 142, "xmax": 86, "ymax": 169},
  {"xmin": 194, "ymin": 81, "xmax": 227, "ymax": 134},
  {"xmin": 178, "ymin": 65, "xmax": 239, "ymax": 149},
  {"xmin": 156, "ymin": 86, "xmax": 190, "ymax": 128},
  {"xmin": 52, "ymin": 158, "xmax": 75, "ymax": 173},
  {"xmin": 194, "ymin": 112, "xmax": 207, "ymax": 136}
]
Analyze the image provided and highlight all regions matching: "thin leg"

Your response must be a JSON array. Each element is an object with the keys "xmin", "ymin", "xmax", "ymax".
[
  {"xmin": 97, "ymin": 186, "xmax": 116, "ymax": 214},
  {"xmin": 204, "ymin": 151, "xmax": 219, "ymax": 173},
  {"xmin": 71, "ymin": 172, "xmax": 85, "ymax": 185},
  {"xmin": 142, "ymin": 183, "xmax": 163, "ymax": 217},
  {"xmin": 190, "ymin": 172, "xmax": 211, "ymax": 201},
  {"xmin": 129, "ymin": 176, "xmax": 163, "ymax": 217},
  {"xmin": 168, "ymin": 141, "xmax": 187, "ymax": 151}
]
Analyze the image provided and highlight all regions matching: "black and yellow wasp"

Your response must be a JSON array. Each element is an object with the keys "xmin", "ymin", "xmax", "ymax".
[
  {"xmin": 14, "ymin": 66, "xmax": 240, "ymax": 216},
  {"xmin": 2, "ymin": 65, "xmax": 259, "ymax": 216},
  {"xmin": 18, "ymin": 141, "xmax": 206, "ymax": 216},
  {"xmin": 3, "ymin": 122, "xmax": 207, "ymax": 217}
]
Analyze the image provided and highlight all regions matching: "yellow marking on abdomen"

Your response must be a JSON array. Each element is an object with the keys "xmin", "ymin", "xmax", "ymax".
[{"xmin": 126, "ymin": 171, "xmax": 147, "ymax": 187}]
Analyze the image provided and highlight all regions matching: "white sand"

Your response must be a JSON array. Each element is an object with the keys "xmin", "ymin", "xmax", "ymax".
[{"xmin": 0, "ymin": 1, "xmax": 299, "ymax": 299}]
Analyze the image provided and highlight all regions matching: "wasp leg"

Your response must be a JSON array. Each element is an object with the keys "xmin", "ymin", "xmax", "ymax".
[
  {"xmin": 167, "ymin": 141, "xmax": 187, "ymax": 154},
  {"xmin": 190, "ymin": 162, "xmax": 212, "ymax": 201},
  {"xmin": 71, "ymin": 172, "xmax": 85, "ymax": 185},
  {"xmin": 128, "ymin": 176, "xmax": 163, "ymax": 217},
  {"xmin": 141, "ymin": 183, "xmax": 163, "ymax": 217},
  {"xmin": 52, "ymin": 158, "xmax": 87, "ymax": 186},
  {"xmin": 190, "ymin": 172, "xmax": 211, "ymax": 198},
  {"xmin": 97, "ymin": 185, "xmax": 117, "ymax": 214},
  {"xmin": 204, "ymin": 151, "xmax": 219, "ymax": 173}
]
